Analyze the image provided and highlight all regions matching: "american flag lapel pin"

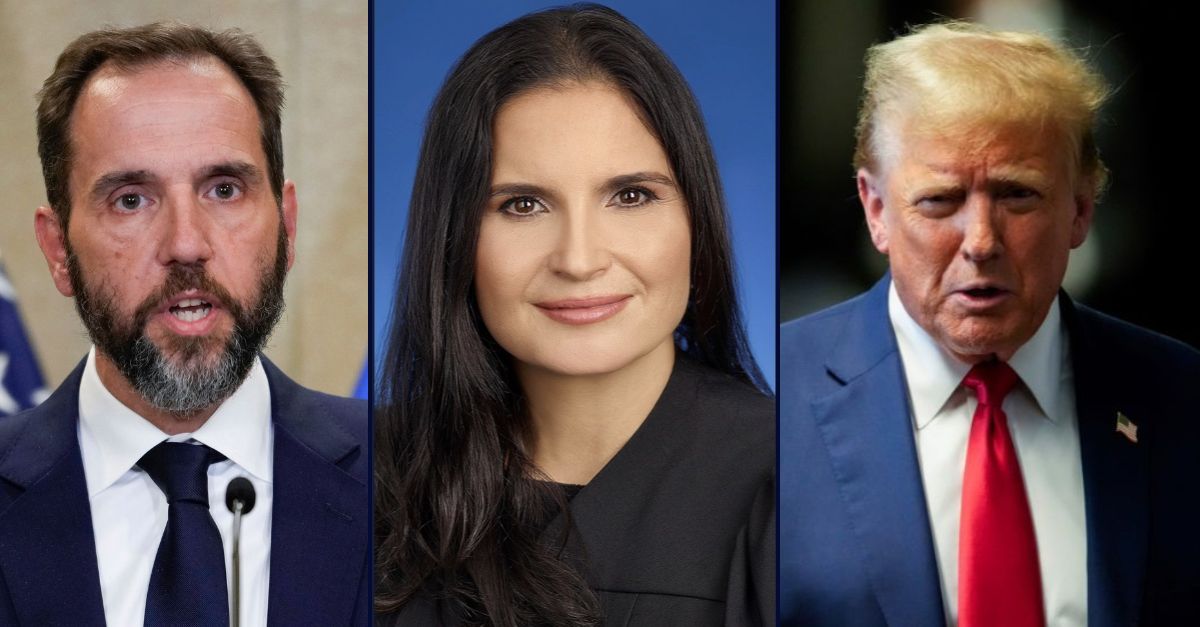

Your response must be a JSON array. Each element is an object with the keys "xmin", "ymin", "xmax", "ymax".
[{"xmin": 1116, "ymin": 411, "xmax": 1138, "ymax": 444}]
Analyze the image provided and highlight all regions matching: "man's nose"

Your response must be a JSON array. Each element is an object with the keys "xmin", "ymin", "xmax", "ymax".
[
  {"xmin": 960, "ymin": 196, "xmax": 1004, "ymax": 262},
  {"xmin": 547, "ymin": 208, "xmax": 611, "ymax": 281},
  {"xmin": 158, "ymin": 194, "xmax": 215, "ymax": 265}
]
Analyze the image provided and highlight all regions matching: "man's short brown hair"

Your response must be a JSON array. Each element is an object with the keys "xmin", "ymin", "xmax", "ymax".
[{"xmin": 37, "ymin": 21, "xmax": 286, "ymax": 229}]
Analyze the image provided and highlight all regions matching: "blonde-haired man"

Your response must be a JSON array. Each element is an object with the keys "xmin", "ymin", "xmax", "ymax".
[{"xmin": 780, "ymin": 23, "xmax": 1198, "ymax": 626}]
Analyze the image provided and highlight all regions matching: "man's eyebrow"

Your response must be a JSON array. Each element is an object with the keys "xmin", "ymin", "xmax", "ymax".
[
  {"xmin": 200, "ymin": 161, "xmax": 264, "ymax": 185},
  {"xmin": 908, "ymin": 182, "xmax": 964, "ymax": 195},
  {"xmin": 90, "ymin": 170, "xmax": 154, "ymax": 201},
  {"xmin": 987, "ymin": 169, "xmax": 1050, "ymax": 186},
  {"xmin": 87, "ymin": 162, "xmax": 266, "ymax": 201}
]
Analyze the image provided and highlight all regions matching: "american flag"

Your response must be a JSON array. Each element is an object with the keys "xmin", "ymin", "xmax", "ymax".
[
  {"xmin": 0, "ymin": 262, "xmax": 49, "ymax": 417},
  {"xmin": 1116, "ymin": 411, "xmax": 1138, "ymax": 444}
]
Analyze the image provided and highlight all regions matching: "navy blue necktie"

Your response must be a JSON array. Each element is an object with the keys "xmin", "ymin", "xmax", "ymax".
[{"xmin": 138, "ymin": 441, "xmax": 229, "ymax": 626}]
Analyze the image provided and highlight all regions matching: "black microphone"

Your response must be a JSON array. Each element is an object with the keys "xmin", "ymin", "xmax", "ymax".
[
  {"xmin": 225, "ymin": 477, "xmax": 257, "ymax": 627},
  {"xmin": 226, "ymin": 477, "xmax": 256, "ymax": 514}
]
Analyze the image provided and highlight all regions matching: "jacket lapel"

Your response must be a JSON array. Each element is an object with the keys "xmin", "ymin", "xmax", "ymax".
[
  {"xmin": 810, "ymin": 278, "xmax": 945, "ymax": 627},
  {"xmin": 0, "ymin": 363, "xmax": 106, "ymax": 625},
  {"xmin": 1063, "ymin": 298, "xmax": 1149, "ymax": 627},
  {"xmin": 263, "ymin": 360, "xmax": 368, "ymax": 626}
]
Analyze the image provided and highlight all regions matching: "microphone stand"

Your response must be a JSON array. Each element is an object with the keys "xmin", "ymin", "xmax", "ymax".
[
  {"xmin": 225, "ymin": 477, "xmax": 256, "ymax": 627},
  {"xmin": 231, "ymin": 498, "xmax": 245, "ymax": 627}
]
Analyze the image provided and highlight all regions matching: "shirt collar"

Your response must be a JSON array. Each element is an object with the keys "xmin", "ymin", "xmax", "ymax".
[
  {"xmin": 78, "ymin": 347, "xmax": 273, "ymax": 497},
  {"xmin": 1006, "ymin": 295, "xmax": 1065, "ymax": 423},
  {"xmin": 887, "ymin": 281, "xmax": 1065, "ymax": 429}
]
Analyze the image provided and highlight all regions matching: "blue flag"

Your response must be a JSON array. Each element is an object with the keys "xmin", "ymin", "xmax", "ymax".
[{"xmin": 0, "ymin": 264, "xmax": 49, "ymax": 417}]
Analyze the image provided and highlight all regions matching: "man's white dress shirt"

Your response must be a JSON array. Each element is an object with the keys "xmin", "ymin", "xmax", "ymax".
[
  {"xmin": 78, "ymin": 347, "xmax": 273, "ymax": 627},
  {"xmin": 888, "ymin": 283, "xmax": 1088, "ymax": 626}
]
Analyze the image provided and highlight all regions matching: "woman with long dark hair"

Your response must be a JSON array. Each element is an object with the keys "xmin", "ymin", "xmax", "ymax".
[{"xmin": 375, "ymin": 5, "xmax": 775, "ymax": 625}]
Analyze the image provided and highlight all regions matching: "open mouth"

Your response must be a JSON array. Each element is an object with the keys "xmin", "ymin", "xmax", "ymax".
[
  {"xmin": 962, "ymin": 287, "xmax": 1005, "ymax": 298},
  {"xmin": 954, "ymin": 284, "xmax": 1012, "ymax": 309},
  {"xmin": 168, "ymin": 297, "xmax": 213, "ymax": 322}
]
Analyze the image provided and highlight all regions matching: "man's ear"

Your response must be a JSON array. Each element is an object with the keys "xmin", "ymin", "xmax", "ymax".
[
  {"xmin": 281, "ymin": 180, "xmax": 298, "ymax": 271},
  {"xmin": 859, "ymin": 169, "xmax": 890, "ymax": 254},
  {"xmin": 1070, "ymin": 186, "xmax": 1095, "ymax": 249},
  {"xmin": 34, "ymin": 206, "xmax": 75, "ymax": 297}
]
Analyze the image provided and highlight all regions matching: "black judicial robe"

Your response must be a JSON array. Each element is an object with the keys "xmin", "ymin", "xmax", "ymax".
[{"xmin": 383, "ymin": 356, "xmax": 776, "ymax": 626}]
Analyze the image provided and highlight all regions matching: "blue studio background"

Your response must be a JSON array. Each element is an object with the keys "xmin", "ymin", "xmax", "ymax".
[{"xmin": 373, "ymin": 0, "xmax": 777, "ymax": 389}]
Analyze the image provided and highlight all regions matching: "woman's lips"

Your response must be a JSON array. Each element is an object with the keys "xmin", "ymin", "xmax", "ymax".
[{"xmin": 534, "ymin": 295, "xmax": 632, "ymax": 325}]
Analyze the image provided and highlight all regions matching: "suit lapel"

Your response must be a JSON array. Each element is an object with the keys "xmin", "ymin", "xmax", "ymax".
[
  {"xmin": 1063, "ymin": 298, "xmax": 1149, "ymax": 627},
  {"xmin": 264, "ymin": 361, "xmax": 367, "ymax": 626},
  {"xmin": 0, "ymin": 363, "xmax": 106, "ymax": 625},
  {"xmin": 811, "ymin": 278, "xmax": 945, "ymax": 627}
]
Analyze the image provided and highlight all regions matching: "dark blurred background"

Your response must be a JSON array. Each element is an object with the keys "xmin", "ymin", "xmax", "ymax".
[{"xmin": 781, "ymin": 0, "xmax": 1199, "ymax": 350}]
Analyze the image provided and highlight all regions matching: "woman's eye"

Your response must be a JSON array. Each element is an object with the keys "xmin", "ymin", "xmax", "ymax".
[
  {"xmin": 612, "ymin": 187, "xmax": 654, "ymax": 207},
  {"xmin": 500, "ymin": 196, "xmax": 545, "ymax": 217}
]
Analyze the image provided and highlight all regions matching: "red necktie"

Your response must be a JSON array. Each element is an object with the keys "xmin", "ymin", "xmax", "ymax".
[{"xmin": 958, "ymin": 361, "xmax": 1044, "ymax": 627}]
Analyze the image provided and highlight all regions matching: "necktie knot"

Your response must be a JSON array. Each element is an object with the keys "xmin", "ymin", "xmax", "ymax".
[
  {"xmin": 962, "ymin": 360, "xmax": 1019, "ymax": 408},
  {"xmin": 138, "ymin": 441, "xmax": 226, "ymax": 506}
]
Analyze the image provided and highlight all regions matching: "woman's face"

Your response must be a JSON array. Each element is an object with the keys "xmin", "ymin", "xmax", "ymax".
[{"xmin": 475, "ymin": 81, "xmax": 691, "ymax": 377}]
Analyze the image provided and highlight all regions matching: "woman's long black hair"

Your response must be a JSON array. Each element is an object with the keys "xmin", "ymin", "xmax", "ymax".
[{"xmin": 375, "ymin": 4, "xmax": 768, "ymax": 625}]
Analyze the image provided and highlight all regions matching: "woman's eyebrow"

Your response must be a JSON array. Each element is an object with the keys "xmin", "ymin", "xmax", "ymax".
[
  {"xmin": 489, "ymin": 182, "xmax": 552, "ymax": 197},
  {"xmin": 489, "ymin": 172, "xmax": 676, "ymax": 199},
  {"xmin": 601, "ymin": 171, "xmax": 676, "ymax": 192}
]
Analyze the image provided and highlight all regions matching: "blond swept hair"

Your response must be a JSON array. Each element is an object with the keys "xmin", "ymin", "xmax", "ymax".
[{"xmin": 854, "ymin": 21, "xmax": 1110, "ymax": 194}]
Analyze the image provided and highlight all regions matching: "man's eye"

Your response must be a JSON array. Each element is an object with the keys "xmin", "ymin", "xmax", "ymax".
[
  {"xmin": 914, "ymin": 195, "xmax": 954, "ymax": 215},
  {"xmin": 995, "ymin": 185, "xmax": 1043, "ymax": 212},
  {"xmin": 918, "ymin": 194, "xmax": 952, "ymax": 206},
  {"xmin": 115, "ymin": 193, "xmax": 147, "ymax": 211},
  {"xmin": 999, "ymin": 187, "xmax": 1039, "ymax": 201},
  {"xmin": 210, "ymin": 182, "xmax": 242, "ymax": 201},
  {"xmin": 499, "ymin": 196, "xmax": 545, "ymax": 217}
]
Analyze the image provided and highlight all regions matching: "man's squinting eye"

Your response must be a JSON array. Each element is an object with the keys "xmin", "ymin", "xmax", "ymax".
[
  {"xmin": 998, "ymin": 185, "xmax": 1040, "ymax": 202},
  {"xmin": 914, "ymin": 192, "xmax": 961, "ymax": 216},
  {"xmin": 499, "ymin": 195, "xmax": 546, "ymax": 217}
]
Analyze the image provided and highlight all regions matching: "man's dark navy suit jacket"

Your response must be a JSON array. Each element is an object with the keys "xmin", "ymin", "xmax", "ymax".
[
  {"xmin": 0, "ymin": 356, "xmax": 369, "ymax": 625},
  {"xmin": 779, "ymin": 277, "xmax": 1200, "ymax": 626}
]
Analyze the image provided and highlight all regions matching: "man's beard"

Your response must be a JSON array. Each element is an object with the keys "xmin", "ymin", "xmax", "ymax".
[{"xmin": 68, "ymin": 225, "xmax": 288, "ymax": 418}]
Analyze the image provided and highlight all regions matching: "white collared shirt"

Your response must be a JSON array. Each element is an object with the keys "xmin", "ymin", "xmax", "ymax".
[
  {"xmin": 888, "ymin": 283, "xmax": 1087, "ymax": 627},
  {"xmin": 77, "ymin": 347, "xmax": 273, "ymax": 627}
]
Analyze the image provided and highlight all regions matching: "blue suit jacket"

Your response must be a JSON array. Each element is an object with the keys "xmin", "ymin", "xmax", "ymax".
[
  {"xmin": 779, "ymin": 278, "xmax": 1200, "ymax": 626},
  {"xmin": 0, "ymin": 357, "xmax": 369, "ymax": 626}
]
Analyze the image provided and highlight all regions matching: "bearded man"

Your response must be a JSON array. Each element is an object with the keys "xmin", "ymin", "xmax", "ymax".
[{"xmin": 0, "ymin": 22, "xmax": 367, "ymax": 626}]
